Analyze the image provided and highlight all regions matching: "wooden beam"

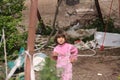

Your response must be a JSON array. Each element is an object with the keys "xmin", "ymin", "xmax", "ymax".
[{"xmin": 25, "ymin": 0, "xmax": 38, "ymax": 80}]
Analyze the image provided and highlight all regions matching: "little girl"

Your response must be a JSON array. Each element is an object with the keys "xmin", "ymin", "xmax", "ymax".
[{"xmin": 52, "ymin": 30, "xmax": 78, "ymax": 80}]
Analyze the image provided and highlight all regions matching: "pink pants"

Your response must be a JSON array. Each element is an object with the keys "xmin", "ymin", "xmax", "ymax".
[{"xmin": 57, "ymin": 60, "xmax": 72, "ymax": 80}]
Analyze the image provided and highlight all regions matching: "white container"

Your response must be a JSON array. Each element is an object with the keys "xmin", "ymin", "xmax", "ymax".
[{"xmin": 94, "ymin": 32, "xmax": 120, "ymax": 47}]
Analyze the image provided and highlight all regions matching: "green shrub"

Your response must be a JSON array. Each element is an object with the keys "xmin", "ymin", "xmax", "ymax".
[
  {"xmin": 39, "ymin": 57, "xmax": 60, "ymax": 80},
  {"xmin": 0, "ymin": 0, "xmax": 27, "ymax": 61}
]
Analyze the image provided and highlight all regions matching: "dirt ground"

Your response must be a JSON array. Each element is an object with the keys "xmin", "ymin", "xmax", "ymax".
[{"xmin": 73, "ymin": 48, "xmax": 120, "ymax": 80}]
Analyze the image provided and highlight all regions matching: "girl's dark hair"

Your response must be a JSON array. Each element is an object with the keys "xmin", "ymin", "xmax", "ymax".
[{"xmin": 54, "ymin": 30, "xmax": 67, "ymax": 44}]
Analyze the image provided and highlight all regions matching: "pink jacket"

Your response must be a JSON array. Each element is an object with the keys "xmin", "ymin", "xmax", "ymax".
[{"xmin": 53, "ymin": 43, "xmax": 78, "ymax": 67}]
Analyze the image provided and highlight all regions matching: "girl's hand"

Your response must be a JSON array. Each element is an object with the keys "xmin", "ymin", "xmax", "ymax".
[
  {"xmin": 70, "ymin": 58, "xmax": 77, "ymax": 63},
  {"xmin": 52, "ymin": 52, "xmax": 58, "ymax": 56},
  {"xmin": 51, "ymin": 52, "xmax": 58, "ymax": 60}
]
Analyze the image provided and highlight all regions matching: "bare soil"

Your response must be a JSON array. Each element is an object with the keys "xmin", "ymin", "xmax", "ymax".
[{"xmin": 73, "ymin": 48, "xmax": 120, "ymax": 80}]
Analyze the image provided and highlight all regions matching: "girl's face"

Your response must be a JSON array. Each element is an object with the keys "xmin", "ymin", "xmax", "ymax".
[{"xmin": 57, "ymin": 37, "xmax": 65, "ymax": 45}]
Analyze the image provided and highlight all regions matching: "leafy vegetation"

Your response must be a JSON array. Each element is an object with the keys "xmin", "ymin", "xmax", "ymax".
[
  {"xmin": 0, "ymin": 0, "xmax": 27, "ymax": 79},
  {"xmin": 39, "ymin": 57, "xmax": 60, "ymax": 80},
  {"xmin": 0, "ymin": 0, "xmax": 27, "ymax": 61}
]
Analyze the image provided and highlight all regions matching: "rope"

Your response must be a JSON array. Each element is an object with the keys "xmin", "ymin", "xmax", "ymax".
[
  {"xmin": 100, "ymin": 0, "xmax": 113, "ymax": 50},
  {"xmin": 6, "ymin": 50, "xmax": 36, "ymax": 80},
  {"xmin": 78, "ymin": 49, "xmax": 96, "ymax": 57},
  {"xmin": 25, "ymin": 51, "xmax": 35, "ymax": 80}
]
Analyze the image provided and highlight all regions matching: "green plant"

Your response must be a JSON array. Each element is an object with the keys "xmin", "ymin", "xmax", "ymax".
[
  {"xmin": 0, "ymin": 0, "xmax": 27, "ymax": 61},
  {"xmin": 39, "ymin": 57, "xmax": 60, "ymax": 80}
]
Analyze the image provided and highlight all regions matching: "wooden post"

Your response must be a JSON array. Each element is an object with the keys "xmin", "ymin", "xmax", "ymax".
[
  {"xmin": 37, "ymin": 9, "xmax": 46, "ymax": 34},
  {"xmin": 94, "ymin": 0, "xmax": 104, "ymax": 25},
  {"xmin": 118, "ymin": 0, "xmax": 120, "ymax": 18},
  {"xmin": 25, "ymin": 0, "xmax": 38, "ymax": 80}
]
